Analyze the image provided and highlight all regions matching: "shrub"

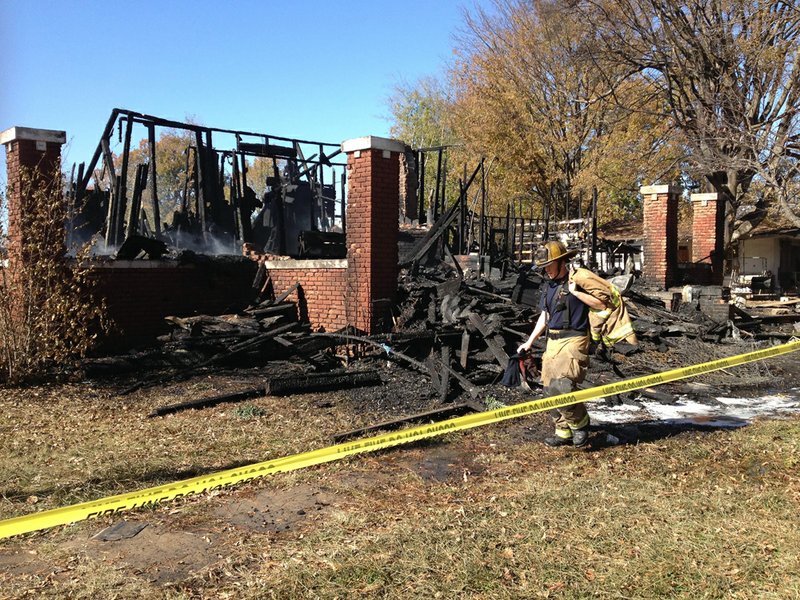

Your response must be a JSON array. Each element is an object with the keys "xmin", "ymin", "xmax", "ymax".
[{"xmin": 0, "ymin": 167, "xmax": 110, "ymax": 384}]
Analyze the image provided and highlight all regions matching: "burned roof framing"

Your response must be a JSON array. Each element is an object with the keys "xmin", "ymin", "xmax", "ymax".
[{"xmin": 68, "ymin": 108, "xmax": 347, "ymax": 258}]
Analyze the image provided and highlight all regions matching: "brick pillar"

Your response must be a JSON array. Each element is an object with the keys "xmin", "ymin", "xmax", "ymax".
[
  {"xmin": 690, "ymin": 192, "xmax": 724, "ymax": 284},
  {"xmin": 342, "ymin": 136, "xmax": 403, "ymax": 334},
  {"xmin": 640, "ymin": 184, "xmax": 680, "ymax": 289},
  {"xmin": 1, "ymin": 127, "xmax": 67, "ymax": 267}
]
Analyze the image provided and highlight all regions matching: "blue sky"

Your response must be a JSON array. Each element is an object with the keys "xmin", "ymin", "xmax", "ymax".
[{"xmin": 1, "ymin": 0, "xmax": 481, "ymax": 188}]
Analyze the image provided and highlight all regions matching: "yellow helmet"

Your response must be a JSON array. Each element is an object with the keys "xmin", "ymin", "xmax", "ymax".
[{"xmin": 534, "ymin": 240, "xmax": 579, "ymax": 267}]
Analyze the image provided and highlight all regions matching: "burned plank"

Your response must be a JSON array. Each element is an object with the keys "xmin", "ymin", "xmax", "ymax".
[
  {"xmin": 237, "ymin": 141, "xmax": 298, "ymax": 158},
  {"xmin": 440, "ymin": 345, "xmax": 451, "ymax": 403},
  {"xmin": 147, "ymin": 122, "xmax": 160, "ymax": 236},
  {"xmin": 425, "ymin": 353, "xmax": 442, "ymax": 391},
  {"xmin": 164, "ymin": 314, "xmax": 264, "ymax": 336},
  {"xmin": 272, "ymin": 335, "xmax": 337, "ymax": 371},
  {"xmin": 264, "ymin": 370, "xmax": 381, "ymax": 396},
  {"xmin": 331, "ymin": 402, "xmax": 481, "ymax": 443},
  {"xmin": 244, "ymin": 302, "xmax": 298, "ymax": 319},
  {"xmin": 460, "ymin": 327, "xmax": 470, "ymax": 369},
  {"xmin": 273, "ymin": 282, "xmax": 301, "ymax": 305},
  {"xmin": 467, "ymin": 312, "xmax": 509, "ymax": 369},
  {"xmin": 122, "ymin": 321, "xmax": 303, "ymax": 395},
  {"xmin": 464, "ymin": 283, "xmax": 514, "ymax": 303},
  {"xmin": 149, "ymin": 387, "xmax": 268, "ymax": 417}
]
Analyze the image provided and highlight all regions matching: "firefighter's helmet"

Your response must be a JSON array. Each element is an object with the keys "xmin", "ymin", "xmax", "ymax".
[{"xmin": 534, "ymin": 240, "xmax": 579, "ymax": 268}]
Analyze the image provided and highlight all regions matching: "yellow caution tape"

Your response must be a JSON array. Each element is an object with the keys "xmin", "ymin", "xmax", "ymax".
[{"xmin": 1, "ymin": 340, "xmax": 798, "ymax": 540}]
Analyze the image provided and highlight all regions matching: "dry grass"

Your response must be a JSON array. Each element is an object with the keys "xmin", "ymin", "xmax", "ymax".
[
  {"xmin": 0, "ymin": 376, "xmax": 365, "ymax": 519},
  {"xmin": 0, "ymin": 375, "xmax": 799, "ymax": 599}
]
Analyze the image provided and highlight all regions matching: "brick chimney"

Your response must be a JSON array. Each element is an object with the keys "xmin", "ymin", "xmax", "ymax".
[
  {"xmin": 341, "ymin": 136, "xmax": 404, "ymax": 334},
  {"xmin": 690, "ymin": 192, "xmax": 724, "ymax": 284},
  {"xmin": 640, "ymin": 184, "xmax": 680, "ymax": 289}
]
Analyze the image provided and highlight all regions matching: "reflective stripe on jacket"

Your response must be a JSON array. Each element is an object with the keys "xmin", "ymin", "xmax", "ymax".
[{"xmin": 569, "ymin": 267, "xmax": 638, "ymax": 347}]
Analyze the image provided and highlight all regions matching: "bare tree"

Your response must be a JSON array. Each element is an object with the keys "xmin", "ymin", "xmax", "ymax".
[{"xmin": 585, "ymin": 0, "xmax": 800, "ymax": 237}]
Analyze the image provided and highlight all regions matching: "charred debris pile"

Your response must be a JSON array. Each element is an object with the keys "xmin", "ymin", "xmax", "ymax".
[{"xmin": 83, "ymin": 246, "xmax": 800, "ymax": 425}]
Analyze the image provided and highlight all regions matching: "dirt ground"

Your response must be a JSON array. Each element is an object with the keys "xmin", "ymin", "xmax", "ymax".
[{"xmin": 0, "ymin": 341, "xmax": 798, "ymax": 598}]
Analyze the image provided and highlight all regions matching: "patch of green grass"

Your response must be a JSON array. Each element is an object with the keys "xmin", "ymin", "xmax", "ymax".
[
  {"xmin": 483, "ymin": 395, "xmax": 507, "ymax": 410},
  {"xmin": 233, "ymin": 404, "xmax": 268, "ymax": 419}
]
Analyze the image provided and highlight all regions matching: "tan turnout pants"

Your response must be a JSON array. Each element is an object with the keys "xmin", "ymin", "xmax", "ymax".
[{"xmin": 541, "ymin": 335, "xmax": 590, "ymax": 438}]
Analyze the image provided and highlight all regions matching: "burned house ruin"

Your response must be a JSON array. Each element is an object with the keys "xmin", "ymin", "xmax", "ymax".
[{"xmin": 2, "ymin": 110, "xmax": 798, "ymax": 359}]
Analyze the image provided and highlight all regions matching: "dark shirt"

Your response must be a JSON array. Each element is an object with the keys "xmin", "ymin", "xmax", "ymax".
[{"xmin": 539, "ymin": 277, "xmax": 589, "ymax": 332}]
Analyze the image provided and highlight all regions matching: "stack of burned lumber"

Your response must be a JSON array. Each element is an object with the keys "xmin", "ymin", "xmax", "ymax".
[
  {"xmin": 154, "ymin": 282, "xmax": 348, "ymax": 375},
  {"xmin": 160, "ymin": 300, "xmax": 304, "ymax": 365},
  {"xmin": 390, "ymin": 265, "xmax": 540, "ymax": 377}
]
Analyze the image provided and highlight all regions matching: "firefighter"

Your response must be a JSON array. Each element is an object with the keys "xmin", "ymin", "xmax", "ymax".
[{"xmin": 517, "ymin": 241, "xmax": 608, "ymax": 447}]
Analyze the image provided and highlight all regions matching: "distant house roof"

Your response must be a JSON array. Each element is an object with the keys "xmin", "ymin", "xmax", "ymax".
[
  {"xmin": 749, "ymin": 225, "xmax": 800, "ymax": 238},
  {"xmin": 747, "ymin": 205, "xmax": 800, "ymax": 238}
]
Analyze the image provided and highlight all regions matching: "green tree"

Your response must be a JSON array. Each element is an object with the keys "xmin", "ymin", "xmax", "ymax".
[{"xmin": 388, "ymin": 76, "xmax": 456, "ymax": 148}]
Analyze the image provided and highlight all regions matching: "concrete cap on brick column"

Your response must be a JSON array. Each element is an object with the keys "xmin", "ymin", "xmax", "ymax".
[
  {"xmin": 639, "ymin": 184, "xmax": 681, "ymax": 196},
  {"xmin": 690, "ymin": 192, "xmax": 718, "ymax": 206},
  {"xmin": 0, "ymin": 127, "xmax": 67, "ymax": 146},
  {"xmin": 341, "ymin": 136, "xmax": 406, "ymax": 156}
]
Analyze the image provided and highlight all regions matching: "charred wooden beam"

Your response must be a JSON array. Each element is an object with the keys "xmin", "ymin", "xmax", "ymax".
[
  {"xmin": 418, "ymin": 150, "xmax": 426, "ymax": 224},
  {"xmin": 147, "ymin": 123, "xmax": 160, "ymax": 236},
  {"xmin": 76, "ymin": 109, "xmax": 120, "ymax": 205},
  {"xmin": 245, "ymin": 301, "xmax": 297, "ymax": 319},
  {"xmin": 332, "ymin": 402, "xmax": 480, "ymax": 443},
  {"xmin": 126, "ymin": 163, "xmax": 148, "ymax": 238},
  {"xmin": 468, "ymin": 312, "xmax": 509, "ymax": 369},
  {"xmin": 149, "ymin": 387, "xmax": 267, "ymax": 417},
  {"xmin": 464, "ymin": 284, "xmax": 513, "ymax": 303},
  {"xmin": 426, "ymin": 352, "xmax": 442, "ymax": 391},
  {"xmin": 100, "ymin": 137, "xmax": 118, "ymax": 246},
  {"xmin": 440, "ymin": 345, "xmax": 451, "ymax": 402},
  {"xmin": 237, "ymin": 141, "xmax": 297, "ymax": 158},
  {"xmin": 274, "ymin": 282, "xmax": 300, "ymax": 305},
  {"xmin": 264, "ymin": 370, "xmax": 381, "ymax": 396},
  {"xmin": 460, "ymin": 327, "xmax": 470, "ymax": 369},
  {"xmin": 114, "ymin": 116, "xmax": 134, "ymax": 246},
  {"xmin": 194, "ymin": 131, "xmax": 207, "ymax": 240}
]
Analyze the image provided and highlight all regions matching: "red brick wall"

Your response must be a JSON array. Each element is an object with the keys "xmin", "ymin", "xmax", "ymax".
[
  {"xmin": 90, "ymin": 260, "xmax": 257, "ymax": 349},
  {"xmin": 345, "ymin": 147, "xmax": 400, "ymax": 333},
  {"xmin": 691, "ymin": 193, "xmax": 724, "ymax": 284},
  {"xmin": 3, "ymin": 129, "xmax": 404, "ymax": 348},
  {"xmin": 265, "ymin": 265, "xmax": 348, "ymax": 332},
  {"xmin": 641, "ymin": 185, "xmax": 679, "ymax": 288}
]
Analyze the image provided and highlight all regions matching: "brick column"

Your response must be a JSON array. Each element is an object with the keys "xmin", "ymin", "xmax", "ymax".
[
  {"xmin": 342, "ymin": 136, "xmax": 403, "ymax": 334},
  {"xmin": 640, "ymin": 184, "xmax": 680, "ymax": 289},
  {"xmin": 690, "ymin": 192, "xmax": 724, "ymax": 284},
  {"xmin": 1, "ymin": 127, "xmax": 67, "ymax": 267}
]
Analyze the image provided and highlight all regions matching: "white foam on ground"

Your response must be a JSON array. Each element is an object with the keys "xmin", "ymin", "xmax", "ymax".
[{"xmin": 590, "ymin": 388, "xmax": 800, "ymax": 427}]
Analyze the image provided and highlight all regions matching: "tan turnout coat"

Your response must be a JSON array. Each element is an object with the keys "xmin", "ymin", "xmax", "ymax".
[{"xmin": 569, "ymin": 267, "xmax": 637, "ymax": 347}]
